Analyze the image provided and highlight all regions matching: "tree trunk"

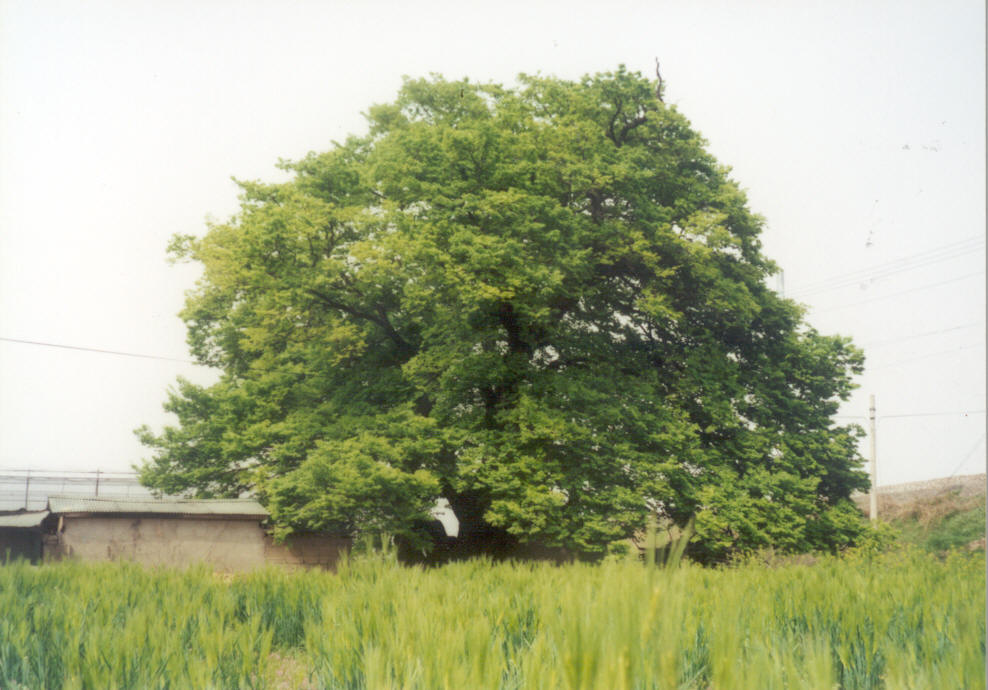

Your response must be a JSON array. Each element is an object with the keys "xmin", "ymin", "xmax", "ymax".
[{"xmin": 446, "ymin": 489, "xmax": 517, "ymax": 559}]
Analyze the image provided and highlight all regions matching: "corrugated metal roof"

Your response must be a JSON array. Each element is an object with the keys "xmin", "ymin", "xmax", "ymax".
[
  {"xmin": 46, "ymin": 495, "xmax": 269, "ymax": 518},
  {"xmin": 0, "ymin": 511, "xmax": 49, "ymax": 528}
]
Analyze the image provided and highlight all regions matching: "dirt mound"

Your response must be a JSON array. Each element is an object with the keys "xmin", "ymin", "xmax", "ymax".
[
  {"xmin": 853, "ymin": 474, "xmax": 985, "ymax": 520},
  {"xmin": 854, "ymin": 474, "xmax": 984, "ymax": 553},
  {"xmin": 874, "ymin": 474, "xmax": 984, "ymax": 499}
]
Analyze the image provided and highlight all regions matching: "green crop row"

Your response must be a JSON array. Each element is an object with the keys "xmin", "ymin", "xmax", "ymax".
[{"xmin": 0, "ymin": 548, "xmax": 983, "ymax": 689}]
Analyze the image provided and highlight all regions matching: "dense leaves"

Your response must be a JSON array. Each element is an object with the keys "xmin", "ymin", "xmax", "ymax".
[{"xmin": 139, "ymin": 67, "xmax": 868, "ymax": 560}]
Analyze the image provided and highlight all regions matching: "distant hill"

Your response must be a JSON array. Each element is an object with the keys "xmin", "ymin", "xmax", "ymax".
[{"xmin": 854, "ymin": 474, "xmax": 986, "ymax": 552}]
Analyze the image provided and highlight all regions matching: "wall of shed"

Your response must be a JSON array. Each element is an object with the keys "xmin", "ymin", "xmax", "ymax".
[
  {"xmin": 48, "ymin": 516, "xmax": 267, "ymax": 571},
  {"xmin": 44, "ymin": 516, "xmax": 350, "ymax": 571}
]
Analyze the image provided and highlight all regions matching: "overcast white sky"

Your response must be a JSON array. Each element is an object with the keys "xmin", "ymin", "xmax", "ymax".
[{"xmin": 1, "ymin": 0, "xmax": 984, "ymax": 486}]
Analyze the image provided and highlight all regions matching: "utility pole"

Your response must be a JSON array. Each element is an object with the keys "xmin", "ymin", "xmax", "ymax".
[{"xmin": 869, "ymin": 394, "xmax": 878, "ymax": 522}]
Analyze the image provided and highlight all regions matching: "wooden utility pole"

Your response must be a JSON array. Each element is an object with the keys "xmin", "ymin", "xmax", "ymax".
[{"xmin": 869, "ymin": 394, "xmax": 878, "ymax": 522}]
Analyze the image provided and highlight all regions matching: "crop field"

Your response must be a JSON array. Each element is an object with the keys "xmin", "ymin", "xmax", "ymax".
[{"xmin": 0, "ymin": 548, "xmax": 983, "ymax": 689}]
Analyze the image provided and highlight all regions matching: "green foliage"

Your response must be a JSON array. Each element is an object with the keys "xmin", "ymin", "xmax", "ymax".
[
  {"xmin": 139, "ymin": 66, "xmax": 868, "ymax": 558},
  {"xmin": 886, "ymin": 493, "xmax": 987, "ymax": 554},
  {"xmin": 851, "ymin": 520, "xmax": 901, "ymax": 555},
  {"xmin": 924, "ymin": 502, "xmax": 986, "ymax": 551},
  {"xmin": 1, "ymin": 553, "xmax": 984, "ymax": 688},
  {"xmin": 264, "ymin": 410, "xmax": 440, "ymax": 545}
]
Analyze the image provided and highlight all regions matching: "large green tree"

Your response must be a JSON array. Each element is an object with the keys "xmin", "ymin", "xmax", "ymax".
[{"xmin": 138, "ymin": 67, "xmax": 868, "ymax": 562}]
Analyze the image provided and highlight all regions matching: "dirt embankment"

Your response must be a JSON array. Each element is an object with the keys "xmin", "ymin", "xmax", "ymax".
[
  {"xmin": 853, "ymin": 473, "xmax": 985, "ymax": 518},
  {"xmin": 853, "ymin": 474, "xmax": 986, "ymax": 550}
]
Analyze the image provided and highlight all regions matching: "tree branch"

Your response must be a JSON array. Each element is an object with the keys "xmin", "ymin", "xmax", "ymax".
[
  {"xmin": 605, "ymin": 98, "xmax": 623, "ymax": 145},
  {"xmin": 307, "ymin": 289, "xmax": 414, "ymax": 355},
  {"xmin": 497, "ymin": 302, "xmax": 532, "ymax": 356},
  {"xmin": 618, "ymin": 114, "xmax": 648, "ymax": 143},
  {"xmin": 655, "ymin": 57, "xmax": 664, "ymax": 103}
]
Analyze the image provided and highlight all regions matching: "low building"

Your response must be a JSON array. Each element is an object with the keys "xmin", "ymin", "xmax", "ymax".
[
  {"xmin": 2, "ymin": 495, "xmax": 350, "ymax": 571},
  {"xmin": 0, "ymin": 510, "xmax": 48, "ymax": 564}
]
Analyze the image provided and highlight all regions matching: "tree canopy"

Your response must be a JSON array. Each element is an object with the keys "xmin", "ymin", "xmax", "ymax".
[{"xmin": 138, "ymin": 66, "xmax": 868, "ymax": 562}]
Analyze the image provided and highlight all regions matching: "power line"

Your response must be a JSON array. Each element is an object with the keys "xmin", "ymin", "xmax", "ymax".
[
  {"xmin": 0, "ymin": 337, "xmax": 200, "ymax": 365},
  {"xmin": 792, "ymin": 239, "xmax": 984, "ymax": 295},
  {"xmin": 810, "ymin": 270, "xmax": 985, "ymax": 314},
  {"xmin": 879, "ymin": 410, "xmax": 986, "ymax": 419},
  {"xmin": 788, "ymin": 236, "xmax": 985, "ymax": 297},
  {"xmin": 946, "ymin": 433, "xmax": 986, "ymax": 479},
  {"xmin": 834, "ymin": 410, "xmax": 985, "ymax": 420},
  {"xmin": 795, "ymin": 246, "xmax": 984, "ymax": 297},
  {"xmin": 862, "ymin": 321, "xmax": 986, "ymax": 348},
  {"xmin": 792, "ymin": 243, "xmax": 984, "ymax": 297},
  {"xmin": 0, "ymin": 468, "xmax": 139, "ymax": 476},
  {"xmin": 868, "ymin": 342, "xmax": 985, "ymax": 370}
]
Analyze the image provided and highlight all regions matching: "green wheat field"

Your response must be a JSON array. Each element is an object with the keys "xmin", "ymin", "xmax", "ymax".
[{"xmin": 0, "ymin": 548, "xmax": 983, "ymax": 689}]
